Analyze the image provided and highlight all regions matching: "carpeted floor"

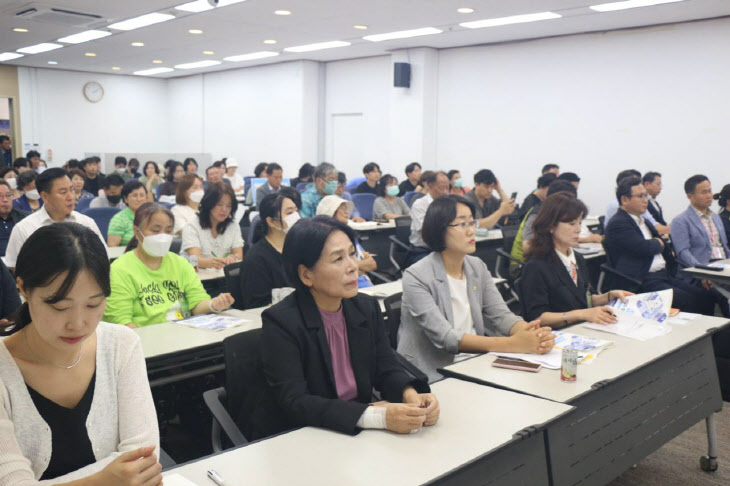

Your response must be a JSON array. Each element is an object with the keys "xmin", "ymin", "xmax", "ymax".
[{"xmin": 607, "ymin": 405, "xmax": 730, "ymax": 485}]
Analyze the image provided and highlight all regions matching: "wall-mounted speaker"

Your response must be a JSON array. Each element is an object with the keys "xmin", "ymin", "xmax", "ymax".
[{"xmin": 394, "ymin": 62, "xmax": 411, "ymax": 88}]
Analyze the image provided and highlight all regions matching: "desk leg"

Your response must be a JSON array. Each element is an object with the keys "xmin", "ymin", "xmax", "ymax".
[{"xmin": 701, "ymin": 414, "xmax": 719, "ymax": 472}]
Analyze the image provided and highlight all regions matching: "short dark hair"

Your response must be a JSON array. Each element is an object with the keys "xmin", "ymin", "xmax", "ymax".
[
  {"xmin": 642, "ymin": 171, "xmax": 661, "ymax": 184},
  {"xmin": 537, "ymin": 173, "xmax": 557, "ymax": 189},
  {"xmin": 615, "ymin": 169, "xmax": 641, "ymax": 185},
  {"xmin": 363, "ymin": 162, "xmax": 380, "ymax": 175},
  {"xmin": 547, "ymin": 180, "xmax": 577, "ymax": 197},
  {"xmin": 205, "ymin": 165, "xmax": 217, "ymax": 176},
  {"xmin": 266, "ymin": 163, "xmax": 282, "ymax": 175},
  {"xmin": 405, "ymin": 162, "xmax": 421, "ymax": 175},
  {"xmin": 0, "ymin": 179, "xmax": 10, "ymax": 191},
  {"xmin": 541, "ymin": 163, "xmax": 559, "ymax": 174},
  {"xmin": 254, "ymin": 162, "xmax": 268, "ymax": 177},
  {"xmin": 337, "ymin": 171, "xmax": 347, "ymax": 185},
  {"xmin": 128, "ymin": 158, "xmax": 140, "ymax": 169},
  {"xmin": 0, "ymin": 135, "xmax": 9, "ymax": 144},
  {"xmin": 198, "ymin": 183, "xmax": 238, "ymax": 234},
  {"xmin": 685, "ymin": 174, "xmax": 709, "ymax": 195},
  {"xmin": 447, "ymin": 170, "xmax": 460, "ymax": 181},
  {"xmin": 473, "ymin": 169, "xmax": 496, "ymax": 186},
  {"xmin": 3, "ymin": 223, "xmax": 110, "ymax": 336},
  {"xmin": 616, "ymin": 176, "xmax": 642, "ymax": 205},
  {"xmin": 422, "ymin": 195, "xmax": 476, "ymax": 252},
  {"xmin": 26, "ymin": 150, "xmax": 40, "ymax": 160},
  {"xmin": 558, "ymin": 172, "xmax": 580, "ymax": 183},
  {"xmin": 376, "ymin": 174, "xmax": 397, "ymax": 197},
  {"xmin": 121, "ymin": 179, "xmax": 146, "ymax": 203},
  {"xmin": 143, "ymin": 161, "xmax": 159, "ymax": 175},
  {"xmin": 13, "ymin": 157, "xmax": 29, "ymax": 170},
  {"xmin": 36, "ymin": 168, "xmax": 70, "ymax": 194},
  {"xmin": 66, "ymin": 159, "xmax": 80, "ymax": 170},
  {"xmin": 183, "ymin": 158, "xmax": 198, "ymax": 172},
  {"xmin": 104, "ymin": 174, "xmax": 125, "ymax": 189},
  {"xmin": 282, "ymin": 216, "xmax": 356, "ymax": 292},
  {"xmin": 16, "ymin": 170, "xmax": 37, "ymax": 191},
  {"xmin": 279, "ymin": 186, "xmax": 302, "ymax": 210},
  {"xmin": 298, "ymin": 163, "xmax": 315, "ymax": 180},
  {"xmin": 213, "ymin": 160, "xmax": 226, "ymax": 169},
  {"xmin": 0, "ymin": 167, "xmax": 17, "ymax": 179},
  {"xmin": 525, "ymin": 193, "xmax": 588, "ymax": 261},
  {"xmin": 114, "ymin": 156, "xmax": 127, "ymax": 167},
  {"xmin": 80, "ymin": 157, "xmax": 98, "ymax": 169}
]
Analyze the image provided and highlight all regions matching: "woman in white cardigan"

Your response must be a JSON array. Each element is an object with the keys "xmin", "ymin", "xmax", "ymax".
[{"xmin": 0, "ymin": 223, "xmax": 161, "ymax": 485}]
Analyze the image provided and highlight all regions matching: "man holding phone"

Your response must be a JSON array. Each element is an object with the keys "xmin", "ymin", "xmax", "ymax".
[{"xmin": 463, "ymin": 169, "xmax": 516, "ymax": 229}]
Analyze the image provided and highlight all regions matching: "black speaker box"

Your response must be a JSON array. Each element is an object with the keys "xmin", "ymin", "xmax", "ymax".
[{"xmin": 394, "ymin": 62, "xmax": 411, "ymax": 88}]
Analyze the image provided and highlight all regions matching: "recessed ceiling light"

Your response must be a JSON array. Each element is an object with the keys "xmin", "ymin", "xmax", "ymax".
[
  {"xmin": 274, "ymin": 10, "xmax": 291, "ymax": 15},
  {"xmin": 263, "ymin": 39, "xmax": 277, "ymax": 44},
  {"xmin": 203, "ymin": 50, "xmax": 215, "ymax": 55},
  {"xmin": 224, "ymin": 51, "xmax": 279, "ymax": 62},
  {"xmin": 460, "ymin": 12, "xmax": 561, "ymax": 29},
  {"xmin": 131, "ymin": 42, "xmax": 145, "ymax": 47},
  {"xmin": 85, "ymin": 52, "xmax": 97, "ymax": 57},
  {"xmin": 134, "ymin": 67, "xmax": 174, "ymax": 76},
  {"xmin": 188, "ymin": 29, "xmax": 204, "ymax": 34},
  {"xmin": 174, "ymin": 60, "xmax": 221, "ymax": 69},
  {"xmin": 108, "ymin": 13, "xmax": 175, "ymax": 31},
  {"xmin": 363, "ymin": 27, "xmax": 442, "ymax": 42},
  {"xmin": 58, "ymin": 30, "xmax": 111, "ymax": 44},
  {"xmin": 47, "ymin": 61, "xmax": 58, "ymax": 65},
  {"xmin": 17, "ymin": 43, "xmax": 63, "ymax": 54},
  {"xmin": 0, "ymin": 52, "xmax": 24, "ymax": 61},
  {"xmin": 284, "ymin": 40, "xmax": 350, "ymax": 53},
  {"xmin": 13, "ymin": 28, "xmax": 29, "ymax": 33},
  {"xmin": 176, "ymin": 0, "xmax": 246, "ymax": 12},
  {"xmin": 153, "ymin": 59, "xmax": 163, "ymax": 64},
  {"xmin": 590, "ymin": 0, "xmax": 684, "ymax": 12},
  {"xmin": 112, "ymin": 66, "xmax": 121, "ymax": 71},
  {"xmin": 457, "ymin": 7, "xmax": 475, "ymax": 14},
  {"xmin": 353, "ymin": 25, "xmax": 368, "ymax": 30}
]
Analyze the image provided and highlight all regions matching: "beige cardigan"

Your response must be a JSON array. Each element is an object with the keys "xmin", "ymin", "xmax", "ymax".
[{"xmin": 0, "ymin": 322, "xmax": 159, "ymax": 485}]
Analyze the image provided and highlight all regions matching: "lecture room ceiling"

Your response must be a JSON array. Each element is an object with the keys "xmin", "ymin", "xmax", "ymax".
[{"xmin": 1, "ymin": 0, "xmax": 729, "ymax": 78}]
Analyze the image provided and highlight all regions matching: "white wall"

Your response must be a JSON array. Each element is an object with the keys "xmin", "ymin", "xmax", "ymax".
[
  {"xmin": 18, "ymin": 67, "xmax": 169, "ymax": 168},
  {"xmin": 436, "ymin": 17, "xmax": 730, "ymax": 221}
]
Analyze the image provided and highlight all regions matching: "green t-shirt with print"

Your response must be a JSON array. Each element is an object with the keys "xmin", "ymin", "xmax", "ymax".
[
  {"xmin": 104, "ymin": 250, "xmax": 210, "ymax": 326},
  {"xmin": 107, "ymin": 208, "xmax": 135, "ymax": 245}
]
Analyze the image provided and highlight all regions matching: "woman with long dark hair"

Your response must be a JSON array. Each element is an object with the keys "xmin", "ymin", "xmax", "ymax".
[
  {"xmin": 156, "ymin": 160, "xmax": 184, "ymax": 198},
  {"xmin": 0, "ymin": 223, "xmax": 162, "ymax": 483},
  {"xmin": 520, "ymin": 193, "xmax": 631, "ymax": 326}
]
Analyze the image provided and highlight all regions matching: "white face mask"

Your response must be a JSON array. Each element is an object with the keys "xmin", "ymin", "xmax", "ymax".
[
  {"xmin": 36, "ymin": 167, "xmax": 45, "ymax": 174},
  {"xmin": 25, "ymin": 189, "xmax": 40, "ymax": 200},
  {"xmin": 6, "ymin": 178, "xmax": 17, "ymax": 190},
  {"xmin": 141, "ymin": 232, "xmax": 173, "ymax": 257},
  {"xmin": 282, "ymin": 211, "xmax": 301, "ymax": 233},
  {"xmin": 116, "ymin": 168, "xmax": 127, "ymax": 174},
  {"xmin": 189, "ymin": 190, "xmax": 204, "ymax": 203}
]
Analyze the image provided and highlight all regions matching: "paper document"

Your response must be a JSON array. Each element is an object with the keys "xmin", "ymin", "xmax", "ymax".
[
  {"xmin": 163, "ymin": 474, "xmax": 199, "ymax": 486},
  {"xmin": 574, "ymin": 247, "xmax": 601, "ymax": 254},
  {"xmin": 176, "ymin": 314, "xmax": 250, "ymax": 331},
  {"xmin": 583, "ymin": 290, "xmax": 673, "ymax": 341},
  {"xmin": 492, "ymin": 332, "xmax": 613, "ymax": 369}
]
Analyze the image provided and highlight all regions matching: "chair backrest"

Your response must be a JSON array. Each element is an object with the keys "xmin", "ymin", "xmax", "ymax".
[
  {"xmin": 224, "ymin": 261, "xmax": 243, "ymax": 305},
  {"xmin": 346, "ymin": 176, "xmax": 365, "ymax": 192},
  {"xmin": 383, "ymin": 292, "xmax": 403, "ymax": 349},
  {"xmin": 76, "ymin": 197, "xmax": 93, "ymax": 213},
  {"xmin": 403, "ymin": 191, "xmax": 417, "ymax": 206},
  {"xmin": 81, "ymin": 207, "xmax": 121, "ymax": 239},
  {"xmin": 247, "ymin": 214, "xmax": 260, "ymax": 245},
  {"xmin": 598, "ymin": 215, "xmax": 606, "ymax": 235},
  {"xmin": 160, "ymin": 202, "xmax": 174, "ymax": 209},
  {"xmin": 243, "ymin": 176, "xmax": 253, "ymax": 196},
  {"xmin": 500, "ymin": 225, "xmax": 521, "ymax": 253},
  {"xmin": 156, "ymin": 183, "xmax": 163, "ymax": 199},
  {"xmin": 296, "ymin": 182, "xmax": 309, "ymax": 193},
  {"xmin": 170, "ymin": 237, "xmax": 182, "ymax": 255},
  {"xmin": 223, "ymin": 328, "xmax": 283, "ymax": 439},
  {"xmin": 395, "ymin": 216, "xmax": 412, "ymax": 246},
  {"xmin": 351, "ymin": 193, "xmax": 376, "ymax": 221}
]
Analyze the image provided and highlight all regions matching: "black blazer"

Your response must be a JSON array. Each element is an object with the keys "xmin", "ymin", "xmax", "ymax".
[
  {"xmin": 259, "ymin": 290, "xmax": 429, "ymax": 436},
  {"xmin": 646, "ymin": 198, "xmax": 667, "ymax": 226},
  {"xmin": 520, "ymin": 251, "xmax": 593, "ymax": 322},
  {"xmin": 604, "ymin": 208, "xmax": 675, "ymax": 290}
]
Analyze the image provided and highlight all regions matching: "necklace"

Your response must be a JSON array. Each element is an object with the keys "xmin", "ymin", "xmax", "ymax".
[{"xmin": 23, "ymin": 329, "xmax": 82, "ymax": 370}]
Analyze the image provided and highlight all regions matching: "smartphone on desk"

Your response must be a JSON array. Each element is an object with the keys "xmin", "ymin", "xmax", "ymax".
[{"xmin": 491, "ymin": 357, "xmax": 541, "ymax": 372}]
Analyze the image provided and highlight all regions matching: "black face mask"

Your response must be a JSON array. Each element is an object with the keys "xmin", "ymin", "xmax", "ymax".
[{"xmin": 107, "ymin": 195, "xmax": 122, "ymax": 205}]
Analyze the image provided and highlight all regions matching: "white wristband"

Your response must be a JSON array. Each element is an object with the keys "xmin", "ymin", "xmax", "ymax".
[
  {"xmin": 210, "ymin": 299, "xmax": 221, "ymax": 313},
  {"xmin": 356, "ymin": 406, "xmax": 387, "ymax": 429}
]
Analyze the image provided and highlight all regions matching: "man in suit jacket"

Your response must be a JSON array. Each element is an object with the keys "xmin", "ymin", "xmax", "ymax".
[
  {"xmin": 255, "ymin": 162, "xmax": 283, "ymax": 205},
  {"xmin": 605, "ymin": 177, "xmax": 715, "ymax": 315},
  {"xmin": 671, "ymin": 175, "xmax": 730, "ymax": 268},
  {"xmin": 0, "ymin": 135, "xmax": 11, "ymax": 168},
  {"xmin": 643, "ymin": 171, "xmax": 666, "ymax": 226}
]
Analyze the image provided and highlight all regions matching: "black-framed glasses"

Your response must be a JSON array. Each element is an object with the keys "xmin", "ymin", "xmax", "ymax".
[{"xmin": 448, "ymin": 220, "xmax": 479, "ymax": 230}]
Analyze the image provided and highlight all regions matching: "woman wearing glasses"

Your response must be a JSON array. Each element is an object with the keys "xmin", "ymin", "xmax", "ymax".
[{"xmin": 398, "ymin": 195, "xmax": 555, "ymax": 382}]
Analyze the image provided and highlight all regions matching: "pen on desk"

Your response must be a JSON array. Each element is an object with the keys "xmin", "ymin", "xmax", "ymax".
[{"xmin": 207, "ymin": 469, "xmax": 226, "ymax": 486}]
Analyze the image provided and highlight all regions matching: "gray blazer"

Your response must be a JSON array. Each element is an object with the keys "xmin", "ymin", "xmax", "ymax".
[
  {"xmin": 255, "ymin": 183, "xmax": 279, "ymax": 206},
  {"xmin": 670, "ymin": 205, "xmax": 730, "ymax": 268},
  {"xmin": 398, "ymin": 252, "xmax": 522, "ymax": 382}
]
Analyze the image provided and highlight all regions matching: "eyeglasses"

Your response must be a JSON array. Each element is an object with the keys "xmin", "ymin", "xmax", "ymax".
[
  {"xmin": 0, "ymin": 193, "xmax": 12, "ymax": 200},
  {"xmin": 448, "ymin": 220, "xmax": 479, "ymax": 230}
]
